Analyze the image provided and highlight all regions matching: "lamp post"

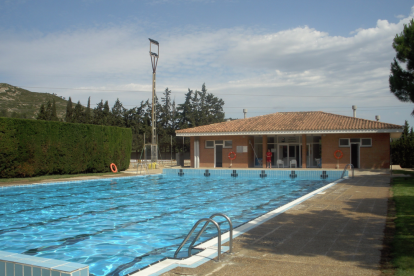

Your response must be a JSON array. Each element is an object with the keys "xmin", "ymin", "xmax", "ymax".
[{"xmin": 149, "ymin": 38, "xmax": 159, "ymax": 163}]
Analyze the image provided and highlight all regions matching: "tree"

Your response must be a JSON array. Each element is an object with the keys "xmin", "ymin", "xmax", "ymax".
[
  {"xmin": 389, "ymin": 19, "xmax": 414, "ymax": 115},
  {"xmin": 51, "ymin": 99, "xmax": 58, "ymax": 121},
  {"xmin": 93, "ymin": 100, "xmax": 105, "ymax": 125},
  {"xmin": 65, "ymin": 97, "xmax": 73, "ymax": 122},
  {"xmin": 391, "ymin": 120, "xmax": 414, "ymax": 168},
  {"xmin": 84, "ymin": 96, "xmax": 91, "ymax": 124},
  {"xmin": 103, "ymin": 100, "xmax": 110, "ymax": 125},
  {"xmin": 45, "ymin": 100, "xmax": 53, "ymax": 121},
  {"xmin": 73, "ymin": 101, "xmax": 84, "ymax": 123},
  {"xmin": 93, "ymin": 100, "xmax": 111, "ymax": 125},
  {"xmin": 177, "ymin": 89, "xmax": 196, "ymax": 129},
  {"xmin": 111, "ymin": 98, "xmax": 126, "ymax": 127},
  {"xmin": 36, "ymin": 104, "xmax": 47, "ymax": 120},
  {"xmin": 177, "ymin": 84, "xmax": 225, "ymax": 129}
]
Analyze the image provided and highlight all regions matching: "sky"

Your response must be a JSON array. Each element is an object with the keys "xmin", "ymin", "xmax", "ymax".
[{"xmin": 1, "ymin": 0, "xmax": 414, "ymax": 127}]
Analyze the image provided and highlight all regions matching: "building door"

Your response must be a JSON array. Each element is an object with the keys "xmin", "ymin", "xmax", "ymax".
[
  {"xmin": 351, "ymin": 143, "xmax": 359, "ymax": 169},
  {"xmin": 278, "ymin": 145, "xmax": 288, "ymax": 167},
  {"xmin": 215, "ymin": 145, "xmax": 223, "ymax": 168},
  {"xmin": 278, "ymin": 144, "xmax": 300, "ymax": 167}
]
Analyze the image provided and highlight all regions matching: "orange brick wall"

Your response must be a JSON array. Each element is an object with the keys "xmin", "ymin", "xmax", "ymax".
[
  {"xmin": 189, "ymin": 135, "xmax": 253, "ymax": 168},
  {"xmin": 321, "ymin": 133, "xmax": 390, "ymax": 169},
  {"xmin": 189, "ymin": 133, "xmax": 390, "ymax": 169}
]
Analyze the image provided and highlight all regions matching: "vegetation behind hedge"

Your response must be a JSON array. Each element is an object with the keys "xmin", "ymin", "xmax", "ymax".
[
  {"xmin": 391, "ymin": 121, "xmax": 414, "ymax": 168},
  {"xmin": 0, "ymin": 117, "xmax": 132, "ymax": 178}
]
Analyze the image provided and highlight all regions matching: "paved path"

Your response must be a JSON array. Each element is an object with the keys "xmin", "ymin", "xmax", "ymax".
[{"xmin": 163, "ymin": 173, "xmax": 390, "ymax": 276}]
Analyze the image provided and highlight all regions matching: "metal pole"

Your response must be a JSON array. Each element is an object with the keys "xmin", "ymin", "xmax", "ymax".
[
  {"xmin": 149, "ymin": 38, "xmax": 159, "ymax": 163},
  {"xmin": 171, "ymin": 135, "xmax": 172, "ymax": 166},
  {"xmin": 151, "ymin": 71, "xmax": 157, "ymax": 162}
]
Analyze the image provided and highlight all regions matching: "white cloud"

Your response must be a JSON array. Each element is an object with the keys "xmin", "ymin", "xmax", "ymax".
[{"xmin": 0, "ymin": 7, "xmax": 414, "ymax": 125}]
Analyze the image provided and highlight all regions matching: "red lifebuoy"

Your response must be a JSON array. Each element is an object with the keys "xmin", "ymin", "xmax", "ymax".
[
  {"xmin": 334, "ymin": 150, "xmax": 343, "ymax": 160},
  {"xmin": 110, "ymin": 163, "xmax": 118, "ymax": 173},
  {"xmin": 228, "ymin": 152, "xmax": 236, "ymax": 160}
]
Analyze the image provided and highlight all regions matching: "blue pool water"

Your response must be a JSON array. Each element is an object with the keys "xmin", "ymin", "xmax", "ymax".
[{"xmin": 0, "ymin": 174, "xmax": 333, "ymax": 276}]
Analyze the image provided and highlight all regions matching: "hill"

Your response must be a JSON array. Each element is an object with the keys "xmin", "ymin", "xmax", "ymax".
[{"xmin": 0, "ymin": 83, "xmax": 68, "ymax": 119}]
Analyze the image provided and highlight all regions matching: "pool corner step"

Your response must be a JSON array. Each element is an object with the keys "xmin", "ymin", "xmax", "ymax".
[{"xmin": 130, "ymin": 246, "xmax": 230, "ymax": 276}]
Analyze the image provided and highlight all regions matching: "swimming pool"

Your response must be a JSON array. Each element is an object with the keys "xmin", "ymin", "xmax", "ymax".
[{"xmin": 0, "ymin": 173, "xmax": 338, "ymax": 276}]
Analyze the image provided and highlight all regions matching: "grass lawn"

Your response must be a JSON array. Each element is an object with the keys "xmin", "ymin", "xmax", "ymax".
[
  {"xmin": 0, "ymin": 171, "xmax": 122, "ymax": 184},
  {"xmin": 391, "ymin": 170, "xmax": 414, "ymax": 275}
]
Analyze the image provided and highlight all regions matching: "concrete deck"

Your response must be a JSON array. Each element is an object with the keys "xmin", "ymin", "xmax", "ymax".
[{"xmin": 162, "ymin": 171, "xmax": 391, "ymax": 276}]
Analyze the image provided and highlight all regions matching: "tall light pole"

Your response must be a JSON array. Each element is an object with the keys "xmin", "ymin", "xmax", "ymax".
[{"xmin": 149, "ymin": 38, "xmax": 159, "ymax": 163}]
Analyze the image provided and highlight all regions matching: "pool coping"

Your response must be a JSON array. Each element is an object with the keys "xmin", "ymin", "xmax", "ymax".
[
  {"xmin": 129, "ymin": 177, "xmax": 346, "ymax": 276},
  {"xmin": 0, "ymin": 174, "xmax": 159, "ymax": 189}
]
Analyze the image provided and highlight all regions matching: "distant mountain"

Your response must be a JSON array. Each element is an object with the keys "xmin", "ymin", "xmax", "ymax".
[{"xmin": 0, "ymin": 83, "xmax": 68, "ymax": 119}]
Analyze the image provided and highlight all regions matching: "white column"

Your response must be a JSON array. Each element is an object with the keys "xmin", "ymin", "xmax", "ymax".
[{"xmin": 194, "ymin": 138, "xmax": 200, "ymax": 168}]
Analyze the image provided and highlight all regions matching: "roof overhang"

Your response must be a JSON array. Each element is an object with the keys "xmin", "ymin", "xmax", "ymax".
[{"xmin": 176, "ymin": 129, "xmax": 403, "ymax": 137}]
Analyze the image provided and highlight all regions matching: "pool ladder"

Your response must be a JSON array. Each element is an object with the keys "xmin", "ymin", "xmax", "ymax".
[
  {"xmin": 341, "ymin": 164, "xmax": 354, "ymax": 178},
  {"xmin": 174, "ymin": 213, "xmax": 233, "ymax": 261}
]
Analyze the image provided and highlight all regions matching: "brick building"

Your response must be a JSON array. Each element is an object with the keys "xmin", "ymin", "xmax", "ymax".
[{"xmin": 175, "ymin": 111, "xmax": 403, "ymax": 169}]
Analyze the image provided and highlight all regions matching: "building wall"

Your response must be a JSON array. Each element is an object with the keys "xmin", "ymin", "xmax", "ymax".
[
  {"xmin": 188, "ymin": 133, "xmax": 390, "ymax": 169},
  {"xmin": 190, "ymin": 135, "xmax": 253, "ymax": 168},
  {"xmin": 321, "ymin": 133, "xmax": 390, "ymax": 169}
]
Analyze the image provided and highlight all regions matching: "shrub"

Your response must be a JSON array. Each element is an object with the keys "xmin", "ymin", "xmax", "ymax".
[{"xmin": 0, "ymin": 117, "xmax": 132, "ymax": 178}]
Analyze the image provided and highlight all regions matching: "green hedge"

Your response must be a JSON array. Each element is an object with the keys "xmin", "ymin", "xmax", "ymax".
[{"xmin": 0, "ymin": 117, "xmax": 132, "ymax": 178}]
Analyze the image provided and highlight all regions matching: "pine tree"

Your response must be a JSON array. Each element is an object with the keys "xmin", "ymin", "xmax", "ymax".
[
  {"xmin": 51, "ymin": 99, "xmax": 58, "ymax": 121},
  {"xmin": 73, "ymin": 101, "xmax": 84, "ymax": 123},
  {"xmin": 103, "ymin": 100, "xmax": 110, "ymax": 126},
  {"xmin": 177, "ymin": 89, "xmax": 195, "ymax": 129},
  {"xmin": 389, "ymin": 19, "xmax": 414, "ymax": 115},
  {"xmin": 93, "ymin": 100, "xmax": 105, "ymax": 125},
  {"xmin": 45, "ymin": 100, "xmax": 52, "ymax": 121},
  {"xmin": 36, "ymin": 104, "xmax": 47, "ymax": 120},
  {"xmin": 111, "ymin": 98, "xmax": 126, "ymax": 127},
  {"xmin": 84, "ymin": 96, "xmax": 91, "ymax": 124},
  {"xmin": 391, "ymin": 121, "xmax": 414, "ymax": 168},
  {"xmin": 65, "ymin": 97, "xmax": 73, "ymax": 123}
]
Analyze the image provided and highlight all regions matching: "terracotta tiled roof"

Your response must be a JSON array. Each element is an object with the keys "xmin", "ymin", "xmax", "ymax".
[{"xmin": 175, "ymin": 111, "xmax": 402, "ymax": 134}]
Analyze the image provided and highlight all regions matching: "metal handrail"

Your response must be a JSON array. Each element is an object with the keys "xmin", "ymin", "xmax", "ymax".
[
  {"xmin": 174, "ymin": 218, "xmax": 222, "ymax": 261},
  {"xmin": 188, "ymin": 213, "xmax": 233, "ymax": 257},
  {"xmin": 341, "ymin": 164, "xmax": 354, "ymax": 178}
]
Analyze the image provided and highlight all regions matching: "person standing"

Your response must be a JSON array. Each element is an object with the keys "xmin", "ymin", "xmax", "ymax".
[{"xmin": 266, "ymin": 149, "xmax": 272, "ymax": 168}]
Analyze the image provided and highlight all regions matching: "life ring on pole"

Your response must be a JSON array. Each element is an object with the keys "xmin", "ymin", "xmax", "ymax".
[
  {"xmin": 228, "ymin": 152, "xmax": 236, "ymax": 160},
  {"xmin": 334, "ymin": 150, "xmax": 343, "ymax": 160},
  {"xmin": 110, "ymin": 163, "xmax": 118, "ymax": 173}
]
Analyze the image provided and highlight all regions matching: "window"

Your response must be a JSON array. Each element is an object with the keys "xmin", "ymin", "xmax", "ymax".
[
  {"xmin": 350, "ymin": 138, "xmax": 360, "ymax": 143},
  {"xmin": 339, "ymin": 138, "xmax": 350, "ymax": 147},
  {"xmin": 236, "ymin": 146, "xmax": 247, "ymax": 153},
  {"xmin": 205, "ymin": 140, "xmax": 233, "ymax": 148},
  {"xmin": 361, "ymin": 138, "xmax": 372, "ymax": 147}
]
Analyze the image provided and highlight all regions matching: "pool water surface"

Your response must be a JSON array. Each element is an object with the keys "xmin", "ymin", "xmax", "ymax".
[{"xmin": 0, "ymin": 174, "xmax": 332, "ymax": 276}]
